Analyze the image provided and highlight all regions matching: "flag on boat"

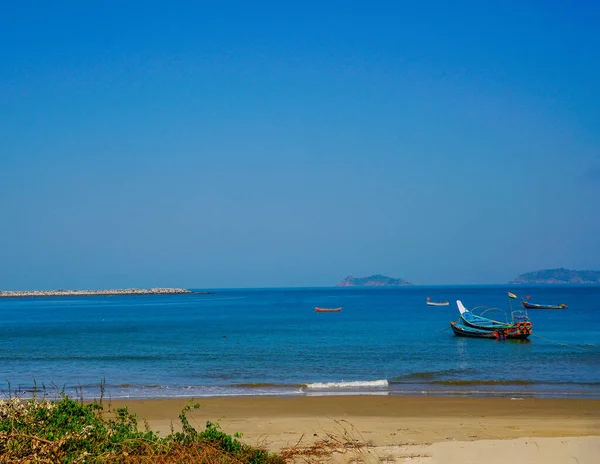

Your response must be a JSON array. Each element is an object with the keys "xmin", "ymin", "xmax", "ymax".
[{"xmin": 508, "ymin": 292, "xmax": 517, "ymax": 299}]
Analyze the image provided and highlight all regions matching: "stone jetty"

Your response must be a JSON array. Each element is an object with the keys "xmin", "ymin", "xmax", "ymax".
[{"xmin": 0, "ymin": 288, "xmax": 198, "ymax": 298}]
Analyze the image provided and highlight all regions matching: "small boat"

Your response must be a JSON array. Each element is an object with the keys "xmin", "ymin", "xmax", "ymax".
[
  {"xmin": 426, "ymin": 297, "xmax": 449, "ymax": 306},
  {"xmin": 315, "ymin": 307, "xmax": 342, "ymax": 313},
  {"xmin": 522, "ymin": 301, "xmax": 567, "ymax": 310},
  {"xmin": 450, "ymin": 300, "xmax": 532, "ymax": 340}
]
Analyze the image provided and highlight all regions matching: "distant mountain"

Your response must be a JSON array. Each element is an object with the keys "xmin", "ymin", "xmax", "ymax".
[
  {"xmin": 509, "ymin": 268, "xmax": 600, "ymax": 284},
  {"xmin": 337, "ymin": 274, "xmax": 413, "ymax": 287}
]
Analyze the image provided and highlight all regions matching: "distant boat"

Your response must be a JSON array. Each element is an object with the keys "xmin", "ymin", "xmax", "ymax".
[
  {"xmin": 522, "ymin": 301, "xmax": 567, "ymax": 310},
  {"xmin": 427, "ymin": 300, "xmax": 449, "ymax": 307},
  {"xmin": 426, "ymin": 297, "xmax": 449, "ymax": 306},
  {"xmin": 315, "ymin": 307, "xmax": 342, "ymax": 313}
]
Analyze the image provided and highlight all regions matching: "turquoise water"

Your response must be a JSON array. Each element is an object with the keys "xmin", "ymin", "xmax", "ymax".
[{"xmin": 1, "ymin": 286, "xmax": 599, "ymax": 399}]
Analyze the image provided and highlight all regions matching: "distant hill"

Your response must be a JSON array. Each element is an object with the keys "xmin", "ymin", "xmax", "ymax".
[
  {"xmin": 509, "ymin": 268, "xmax": 600, "ymax": 284},
  {"xmin": 337, "ymin": 274, "xmax": 413, "ymax": 287}
]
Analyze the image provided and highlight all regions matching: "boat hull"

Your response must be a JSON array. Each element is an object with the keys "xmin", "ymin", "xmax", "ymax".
[
  {"xmin": 315, "ymin": 307, "xmax": 342, "ymax": 312},
  {"xmin": 522, "ymin": 302, "xmax": 567, "ymax": 310},
  {"xmin": 450, "ymin": 322, "xmax": 530, "ymax": 340},
  {"xmin": 427, "ymin": 301, "xmax": 449, "ymax": 306}
]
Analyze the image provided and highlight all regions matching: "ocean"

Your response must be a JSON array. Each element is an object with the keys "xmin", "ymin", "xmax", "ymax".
[{"xmin": 1, "ymin": 286, "xmax": 599, "ymax": 400}]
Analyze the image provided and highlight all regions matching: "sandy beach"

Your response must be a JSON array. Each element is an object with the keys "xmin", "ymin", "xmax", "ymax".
[{"xmin": 107, "ymin": 395, "xmax": 600, "ymax": 463}]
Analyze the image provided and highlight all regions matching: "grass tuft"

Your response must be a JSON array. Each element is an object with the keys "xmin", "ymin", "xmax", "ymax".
[{"xmin": 0, "ymin": 396, "xmax": 283, "ymax": 463}]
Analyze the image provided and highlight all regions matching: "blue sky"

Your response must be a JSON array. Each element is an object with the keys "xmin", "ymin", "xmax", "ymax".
[{"xmin": 1, "ymin": 1, "xmax": 599, "ymax": 289}]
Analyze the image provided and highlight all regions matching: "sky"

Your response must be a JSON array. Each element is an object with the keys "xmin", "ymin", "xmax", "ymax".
[{"xmin": 1, "ymin": 1, "xmax": 599, "ymax": 289}]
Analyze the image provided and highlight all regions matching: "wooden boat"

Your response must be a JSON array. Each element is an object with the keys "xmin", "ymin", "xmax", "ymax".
[
  {"xmin": 451, "ymin": 300, "xmax": 532, "ymax": 340},
  {"xmin": 522, "ymin": 301, "xmax": 567, "ymax": 310},
  {"xmin": 315, "ymin": 307, "xmax": 342, "ymax": 313},
  {"xmin": 426, "ymin": 299, "xmax": 449, "ymax": 307}
]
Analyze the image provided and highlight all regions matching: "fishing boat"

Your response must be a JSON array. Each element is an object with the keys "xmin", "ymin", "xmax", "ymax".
[
  {"xmin": 315, "ymin": 307, "xmax": 342, "ymax": 313},
  {"xmin": 450, "ymin": 300, "xmax": 532, "ymax": 340},
  {"xmin": 426, "ymin": 297, "xmax": 449, "ymax": 307},
  {"xmin": 522, "ymin": 301, "xmax": 567, "ymax": 310}
]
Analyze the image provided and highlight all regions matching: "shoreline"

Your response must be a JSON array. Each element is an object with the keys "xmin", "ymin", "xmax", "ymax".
[
  {"xmin": 0, "ymin": 287, "xmax": 215, "ymax": 298},
  {"xmin": 106, "ymin": 395, "xmax": 600, "ymax": 462},
  {"xmin": 10, "ymin": 385, "xmax": 600, "ymax": 401},
  {"xmin": 8, "ymin": 378, "xmax": 600, "ymax": 400}
]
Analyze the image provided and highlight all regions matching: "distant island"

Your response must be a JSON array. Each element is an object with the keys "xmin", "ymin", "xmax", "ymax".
[
  {"xmin": 509, "ymin": 268, "xmax": 600, "ymax": 285},
  {"xmin": 337, "ymin": 274, "xmax": 414, "ymax": 287},
  {"xmin": 0, "ymin": 288, "xmax": 213, "ymax": 298}
]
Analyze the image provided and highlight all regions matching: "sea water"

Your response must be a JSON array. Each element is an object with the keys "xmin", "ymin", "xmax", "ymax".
[{"xmin": 1, "ymin": 286, "xmax": 599, "ymax": 399}]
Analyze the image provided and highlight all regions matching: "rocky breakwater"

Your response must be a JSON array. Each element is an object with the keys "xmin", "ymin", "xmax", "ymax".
[{"xmin": 0, "ymin": 288, "xmax": 195, "ymax": 298}]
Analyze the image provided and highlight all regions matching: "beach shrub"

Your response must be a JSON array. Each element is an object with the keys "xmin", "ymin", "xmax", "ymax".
[{"xmin": 0, "ymin": 396, "xmax": 283, "ymax": 463}]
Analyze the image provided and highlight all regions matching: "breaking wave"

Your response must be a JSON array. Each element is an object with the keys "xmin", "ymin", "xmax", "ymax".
[{"xmin": 306, "ymin": 379, "xmax": 389, "ymax": 389}]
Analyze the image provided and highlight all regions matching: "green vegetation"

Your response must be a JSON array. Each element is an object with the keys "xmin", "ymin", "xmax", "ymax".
[
  {"xmin": 509, "ymin": 268, "xmax": 600, "ymax": 284},
  {"xmin": 0, "ymin": 396, "xmax": 284, "ymax": 463},
  {"xmin": 337, "ymin": 274, "xmax": 413, "ymax": 286}
]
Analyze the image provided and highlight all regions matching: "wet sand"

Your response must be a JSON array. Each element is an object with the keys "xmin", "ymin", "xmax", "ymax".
[{"xmin": 107, "ymin": 395, "xmax": 600, "ymax": 463}]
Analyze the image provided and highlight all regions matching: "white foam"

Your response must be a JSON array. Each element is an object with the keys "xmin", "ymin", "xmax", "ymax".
[
  {"xmin": 306, "ymin": 379, "xmax": 389, "ymax": 389},
  {"xmin": 305, "ymin": 391, "xmax": 390, "ymax": 397}
]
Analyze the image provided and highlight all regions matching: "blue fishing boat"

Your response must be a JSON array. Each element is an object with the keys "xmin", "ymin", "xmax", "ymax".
[{"xmin": 451, "ymin": 300, "xmax": 532, "ymax": 340}]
